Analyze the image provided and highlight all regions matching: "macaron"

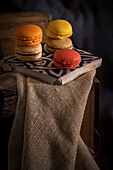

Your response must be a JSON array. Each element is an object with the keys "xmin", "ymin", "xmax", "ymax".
[
  {"xmin": 15, "ymin": 24, "xmax": 42, "ymax": 46},
  {"xmin": 46, "ymin": 19, "xmax": 72, "ymax": 39},
  {"xmin": 53, "ymin": 49, "xmax": 81, "ymax": 69},
  {"xmin": 15, "ymin": 43, "xmax": 42, "ymax": 61},
  {"xmin": 15, "ymin": 24, "xmax": 42, "ymax": 61},
  {"xmin": 46, "ymin": 37, "xmax": 73, "ymax": 52}
]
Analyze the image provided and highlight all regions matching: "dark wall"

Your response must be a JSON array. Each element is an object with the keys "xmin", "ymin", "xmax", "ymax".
[{"xmin": 0, "ymin": 1, "xmax": 113, "ymax": 169}]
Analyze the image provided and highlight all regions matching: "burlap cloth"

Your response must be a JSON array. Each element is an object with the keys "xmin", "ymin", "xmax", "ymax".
[{"xmin": 0, "ymin": 70, "xmax": 99, "ymax": 170}]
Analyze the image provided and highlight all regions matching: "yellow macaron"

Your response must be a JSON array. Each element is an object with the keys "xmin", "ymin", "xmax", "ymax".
[{"xmin": 46, "ymin": 19, "xmax": 73, "ymax": 39}]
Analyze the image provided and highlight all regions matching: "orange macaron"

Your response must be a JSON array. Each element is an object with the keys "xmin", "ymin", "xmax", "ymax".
[{"xmin": 15, "ymin": 24, "xmax": 42, "ymax": 46}]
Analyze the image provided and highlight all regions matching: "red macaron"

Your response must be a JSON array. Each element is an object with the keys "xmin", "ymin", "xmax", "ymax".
[{"xmin": 53, "ymin": 49, "xmax": 81, "ymax": 69}]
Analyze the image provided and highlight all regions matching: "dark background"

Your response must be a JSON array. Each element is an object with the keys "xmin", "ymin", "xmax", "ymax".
[{"xmin": 0, "ymin": 0, "xmax": 113, "ymax": 169}]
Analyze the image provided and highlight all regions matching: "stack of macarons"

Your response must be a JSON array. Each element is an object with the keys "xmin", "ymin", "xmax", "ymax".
[
  {"xmin": 46, "ymin": 19, "xmax": 73, "ymax": 52},
  {"xmin": 15, "ymin": 24, "xmax": 42, "ymax": 61}
]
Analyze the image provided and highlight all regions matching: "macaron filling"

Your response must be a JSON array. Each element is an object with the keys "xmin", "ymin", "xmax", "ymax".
[
  {"xmin": 16, "ymin": 52, "xmax": 41, "ymax": 56},
  {"xmin": 16, "ymin": 35, "xmax": 42, "ymax": 41},
  {"xmin": 16, "ymin": 36, "xmax": 42, "ymax": 46},
  {"xmin": 54, "ymin": 60, "xmax": 80, "ymax": 68}
]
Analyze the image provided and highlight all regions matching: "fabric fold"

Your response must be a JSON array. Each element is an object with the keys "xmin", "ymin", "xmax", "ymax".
[
  {"xmin": 75, "ymin": 136, "xmax": 99, "ymax": 170},
  {"xmin": 7, "ymin": 70, "xmax": 99, "ymax": 170}
]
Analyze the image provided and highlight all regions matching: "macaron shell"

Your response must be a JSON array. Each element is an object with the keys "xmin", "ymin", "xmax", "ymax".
[
  {"xmin": 15, "ymin": 52, "xmax": 42, "ymax": 61},
  {"xmin": 16, "ymin": 24, "xmax": 42, "ymax": 39},
  {"xmin": 15, "ymin": 43, "xmax": 42, "ymax": 55},
  {"xmin": 46, "ymin": 29, "xmax": 72, "ymax": 39},
  {"xmin": 53, "ymin": 49, "xmax": 81, "ymax": 69},
  {"xmin": 46, "ymin": 20, "xmax": 72, "ymax": 39},
  {"xmin": 46, "ymin": 46, "xmax": 57, "ymax": 53}
]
